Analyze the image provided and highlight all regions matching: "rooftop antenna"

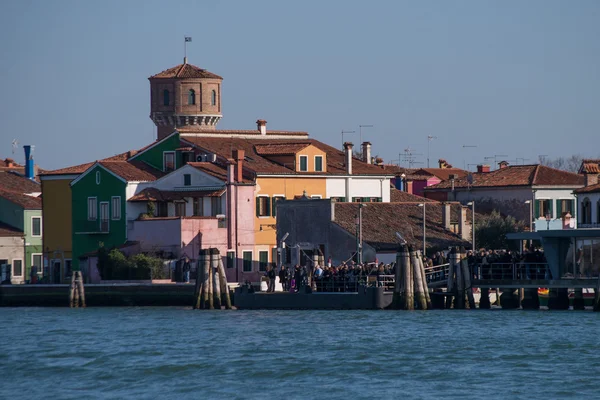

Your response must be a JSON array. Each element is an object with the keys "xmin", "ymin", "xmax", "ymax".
[
  {"xmin": 427, "ymin": 135, "xmax": 438, "ymax": 168},
  {"xmin": 461, "ymin": 145, "xmax": 477, "ymax": 169},
  {"xmin": 341, "ymin": 130, "xmax": 355, "ymax": 149},
  {"xmin": 184, "ymin": 36, "xmax": 192, "ymax": 64},
  {"xmin": 359, "ymin": 124, "xmax": 374, "ymax": 146},
  {"xmin": 11, "ymin": 139, "xmax": 19, "ymax": 154},
  {"xmin": 401, "ymin": 147, "xmax": 423, "ymax": 168}
]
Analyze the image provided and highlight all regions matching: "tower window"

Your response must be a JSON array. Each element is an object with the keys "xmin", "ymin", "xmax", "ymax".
[
  {"xmin": 188, "ymin": 89, "xmax": 196, "ymax": 105},
  {"xmin": 163, "ymin": 89, "xmax": 170, "ymax": 106},
  {"xmin": 211, "ymin": 90, "xmax": 217, "ymax": 106}
]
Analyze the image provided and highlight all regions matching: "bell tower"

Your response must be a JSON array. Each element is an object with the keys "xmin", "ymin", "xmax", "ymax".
[{"xmin": 149, "ymin": 59, "xmax": 223, "ymax": 140}]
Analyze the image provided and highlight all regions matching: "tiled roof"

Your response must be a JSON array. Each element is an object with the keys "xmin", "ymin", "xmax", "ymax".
[
  {"xmin": 417, "ymin": 168, "xmax": 469, "ymax": 181},
  {"xmin": 177, "ymin": 126, "xmax": 308, "ymax": 136},
  {"xmin": 390, "ymin": 189, "xmax": 437, "ymax": 203},
  {"xmin": 129, "ymin": 187, "xmax": 225, "ymax": 202},
  {"xmin": 0, "ymin": 188, "xmax": 42, "ymax": 209},
  {"xmin": 333, "ymin": 202, "xmax": 470, "ymax": 252},
  {"xmin": 40, "ymin": 150, "xmax": 137, "ymax": 176},
  {"xmin": 425, "ymin": 165, "xmax": 584, "ymax": 190},
  {"xmin": 254, "ymin": 143, "xmax": 311, "ymax": 156},
  {"xmin": 187, "ymin": 162, "xmax": 254, "ymax": 184},
  {"xmin": 579, "ymin": 159, "xmax": 600, "ymax": 174},
  {"xmin": 0, "ymin": 221, "xmax": 23, "ymax": 237},
  {"xmin": 182, "ymin": 137, "xmax": 394, "ymax": 176},
  {"xmin": 574, "ymin": 182, "xmax": 600, "ymax": 194},
  {"xmin": 149, "ymin": 63, "xmax": 223, "ymax": 80},
  {"xmin": 99, "ymin": 161, "xmax": 164, "ymax": 182},
  {"xmin": 0, "ymin": 171, "xmax": 41, "ymax": 194}
]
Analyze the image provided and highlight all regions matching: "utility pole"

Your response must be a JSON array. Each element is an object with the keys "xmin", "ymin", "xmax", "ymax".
[{"xmin": 427, "ymin": 135, "xmax": 438, "ymax": 168}]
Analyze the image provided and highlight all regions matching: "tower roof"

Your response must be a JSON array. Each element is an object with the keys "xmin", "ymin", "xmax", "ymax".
[{"xmin": 149, "ymin": 63, "xmax": 222, "ymax": 80}]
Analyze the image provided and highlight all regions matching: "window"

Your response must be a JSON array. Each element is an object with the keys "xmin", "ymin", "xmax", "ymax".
[
  {"xmin": 12, "ymin": 259, "xmax": 23, "ymax": 277},
  {"xmin": 183, "ymin": 174, "xmax": 192, "ymax": 186},
  {"xmin": 311, "ymin": 195, "xmax": 322, "ymax": 199},
  {"xmin": 96, "ymin": 171, "xmax": 101, "ymax": 185},
  {"xmin": 227, "ymin": 251, "xmax": 235, "ymax": 269},
  {"xmin": 163, "ymin": 89, "xmax": 170, "ymax": 106},
  {"xmin": 331, "ymin": 197, "xmax": 346, "ymax": 202},
  {"xmin": 257, "ymin": 196, "xmax": 270, "ymax": 217},
  {"xmin": 556, "ymin": 199, "xmax": 574, "ymax": 217},
  {"xmin": 581, "ymin": 198, "xmax": 592, "ymax": 225},
  {"xmin": 157, "ymin": 202, "xmax": 168, "ymax": 217},
  {"xmin": 99, "ymin": 202, "xmax": 109, "ymax": 232},
  {"xmin": 211, "ymin": 196, "xmax": 222, "ymax": 216},
  {"xmin": 271, "ymin": 196, "xmax": 285, "ymax": 217},
  {"xmin": 32, "ymin": 254, "xmax": 42, "ymax": 275},
  {"xmin": 31, "ymin": 217, "xmax": 41, "ymax": 237},
  {"xmin": 111, "ymin": 196, "xmax": 121, "ymax": 220},
  {"xmin": 259, "ymin": 251, "xmax": 269, "ymax": 272},
  {"xmin": 163, "ymin": 152, "xmax": 175, "ymax": 172},
  {"xmin": 211, "ymin": 90, "xmax": 217, "ymax": 106},
  {"xmin": 299, "ymin": 156, "xmax": 308, "ymax": 172},
  {"xmin": 88, "ymin": 197, "xmax": 97, "ymax": 220},
  {"xmin": 315, "ymin": 155, "xmax": 323, "ymax": 172},
  {"xmin": 535, "ymin": 199, "xmax": 552, "ymax": 219},
  {"xmin": 193, "ymin": 198, "xmax": 203, "ymax": 216},
  {"xmin": 353, "ymin": 197, "xmax": 362, "ymax": 203},
  {"xmin": 243, "ymin": 251, "xmax": 253, "ymax": 272},
  {"xmin": 175, "ymin": 202, "xmax": 186, "ymax": 217},
  {"xmin": 188, "ymin": 89, "xmax": 196, "ymax": 105}
]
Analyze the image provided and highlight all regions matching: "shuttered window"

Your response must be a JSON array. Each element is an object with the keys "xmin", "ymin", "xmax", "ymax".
[
  {"xmin": 259, "ymin": 251, "xmax": 269, "ymax": 272},
  {"xmin": 243, "ymin": 251, "xmax": 253, "ymax": 272},
  {"xmin": 257, "ymin": 196, "xmax": 270, "ymax": 217}
]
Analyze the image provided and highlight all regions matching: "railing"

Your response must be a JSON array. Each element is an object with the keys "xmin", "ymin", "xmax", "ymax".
[
  {"xmin": 425, "ymin": 263, "xmax": 449, "ymax": 283},
  {"xmin": 579, "ymin": 222, "xmax": 600, "ymax": 229},
  {"xmin": 474, "ymin": 262, "xmax": 551, "ymax": 281}
]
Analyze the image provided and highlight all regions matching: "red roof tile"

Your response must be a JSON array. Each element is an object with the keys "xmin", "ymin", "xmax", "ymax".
[
  {"xmin": 187, "ymin": 162, "xmax": 254, "ymax": 184},
  {"xmin": 254, "ymin": 143, "xmax": 311, "ymax": 156},
  {"xmin": 99, "ymin": 161, "xmax": 164, "ymax": 182},
  {"xmin": 0, "ymin": 221, "xmax": 23, "ymax": 237},
  {"xmin": 40, "ymin": 150, "xmax": 138, "ymax": 176},
  {"xmin": 0, "ymin": 188, "xmax": 41, "ymax": 209},
  {"xmin": 177, "ymin": 127, "xmax": 308, "ymax": 136},
  {"xmin": 182, "ymin": 137, "xmax": 394, "ymax": 176},
  {"xmin": 390, "ymin": 189, "xmax": 437, "ymax": 203},
  {"xmin": 426, "ymin": 165, "xmax": 584, "ymax": 190},
  {"xmin": 579, "ymin": 159, "xmax": 600, "ymax": 174},
  {"xmin": 149, "ymin": 63, "xmax": 223, "ymax": 80},
  {"xmin": 417, "ymin": 168, "xmax": 469, "ymax": 181},
  {"xmin": 333, "ymin": 202, "xmax": 470, "ymax": 252},
  {"xmin": 129, "ymin": 187, "xmax": 225, "ymax": 202},
  {"xmin": 574, "ymin": 182, "xmax": 600, "ymax": 194},
  {"xmin": 0, "ymin": 171, "xmax": 41, "ymax": 194}
]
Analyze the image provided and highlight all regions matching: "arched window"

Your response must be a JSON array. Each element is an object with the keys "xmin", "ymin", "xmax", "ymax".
[
  {"xmin": 211, "ymin": 90, "xmax": 216, "ymax": 106},
  {"xmin": 581, "ymin": 198, "xmax": 592, "ymax": 225},
  {"xmin": 188, "ymin": 89, "xmax": 196, "ymax": 105},
  {"xmin": 163, "ymin": 89, "xmax": 170, "ymax": 106}
]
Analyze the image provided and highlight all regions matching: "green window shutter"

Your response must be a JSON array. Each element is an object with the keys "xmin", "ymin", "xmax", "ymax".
[
  {"xmin": 272, "ymin": 197, "xmax": 277, "ymax": 217},
  {"xmin": 548, "ymin": 200, "xmax": 553, "ymax": 218},
  {"xmin": 534, "ymin": 200, "xmax": 540, "ymax": 219},
  {"xmin": 556, "ymin": 200, "xmax": 562, "ymax": 218},
  {"xmin": 266, "ymin": 197, "xmax": 271, "ymax": 216},
  {"xmin": 256, "ymin": 198, "xmax": 261, "ymax": 216}
]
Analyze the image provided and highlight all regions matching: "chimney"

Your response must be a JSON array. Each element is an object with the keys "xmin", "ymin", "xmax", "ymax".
[
  {"xmin": 441, "ymin": 202, "xmax": 451, "ymax": 230},
  {"xmin": 361, "ymin": 142, "xmax": 372, "ymax": 164},
  {"xmin": 584, "ymin": 172, "xmax": 599, "ymax": 187},
  {"xmin": 498, "ymin": 161, "xmax": 509, "ymax": 169},
  {"xmin": 459, "ymin": 206, "xmax": 468, "ymax": 240},
  {"xmin": 23, "ymin": 145, "xmax": 35, "ymax": 180},
  {"xmin": 232, "ymin": 149, "xmax": 245, "ymax": 183},
  {"xmin": 4, "ymin": 158, "xmax": 14, "ymax": 168},
  {"xmin": 344, "ymin": 142, "xmax": 353, "ymax": 175},
  {"xmin": 476, "ymin": 164, "xmax": 490, "ymax": 173},
  {"xmin": 256, "ymin": 119, "xmax": 267, "ymax": 135},
  {"xmin": 438, "ymin": 159, "xmax": 447, "ymax": 169}
]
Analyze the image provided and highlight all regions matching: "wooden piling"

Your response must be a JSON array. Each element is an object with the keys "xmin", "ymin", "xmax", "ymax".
[
  {"xmin": 460, "ymin": 252, "xmax": 476, "ymax": 309},
  {"xmin": 594, "ymin": 276, "xmax": 600, "ymax": 311},
  {"xmin": 573, "ymin": 288, "xmax": 585, "ymax": 311},
  {"xmin": 479, "ymin": 288, "xmax": 491, "ymax": 309},
  {"xmin": 417, "ymin": 252, "xmax": 432, "ymax": 309},
  {"xmin": 193, "ymin": 250, "xmax": 206, "ymax": 309},
  {"xmin": 455, "ymin": 249, "xmax": 465, "ymax": 309},
  {"xmin": 69, "ymin": 272, "xmax": 76, "ymax": 308},
  {"xmin": 405, "ymin": 248, "xmax": 415, "ymax": 310},
  {"xmin": 213, "ymin": 265, "xmax": 221, "ymax": 309},
  {"xmin": 412, "ymin": 250, "xmax": 427, "ymax": 310},
  {"xmin": 217, "ymin": 258, "xmax": 232, "ymax": 309},
  {"xmin": 202, "ymin": 249, "xmax": 211, "ymax": 309},
  {"xmin": 392, "ymin": 247, "xmax": 404, "ymax": 309},
  {"xmin": 77, "ymin": 271, "xmax": 86, "ymax": 308},
  {"xmin": 445, "ymin": 249, "xmax": 455, "ymax": 309}
]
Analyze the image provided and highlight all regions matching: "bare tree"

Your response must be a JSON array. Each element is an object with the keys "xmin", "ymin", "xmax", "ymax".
[{"xmin": 538, "ymin": 154, "xmax": 587, "ymax": 173}]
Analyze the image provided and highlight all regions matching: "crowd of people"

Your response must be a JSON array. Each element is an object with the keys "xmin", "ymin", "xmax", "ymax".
[{"xmin": 466, "ymin": 248, "xmax": 549, "ymax": 280}]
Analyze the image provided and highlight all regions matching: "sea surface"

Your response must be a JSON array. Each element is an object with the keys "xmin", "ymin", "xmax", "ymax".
[{"xmin": 1, "ymin": 308, "xmax": 599, "ymax": 400}]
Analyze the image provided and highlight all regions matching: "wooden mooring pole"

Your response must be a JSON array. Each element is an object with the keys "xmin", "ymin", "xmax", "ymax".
[
  {"xmin": 392, "ymin": 246, "xmax": 405, "ymax": 309},
  {"xmin": 417, "ymin": 251, "xmax": 432, "ymax": 309},
  {"xmin": 69, "ymin": 271, "xmax": 86, "ymax": 308},
  {"xmin": 193, "ymin": 249, "xmax": 207, "ymax": 309},
  {"xmin": 445, "ymin": 248, "xmax": 456, "ymax": 309},
  {"xmin": 594, "ymin": 275, "xmax": 600, "ymax": 312},
  {"xmin": 412, "ymin": 250, "xmax": 427, "ymax": 310},
  {"xmin": 460, "ymin": 249, "xmax": 476, "ymax": 309},
  {"xmin": 217, "ymin": 257, "xmax": 232, "ymax": 309}
]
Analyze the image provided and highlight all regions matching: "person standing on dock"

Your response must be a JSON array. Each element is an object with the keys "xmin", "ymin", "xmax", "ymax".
[
  {"xmin": 183, "ymin": 258, "xmax": 191, "ymax": 283},
  {"xmin": 267, "ymin": 265, "xmax": 276, "ymax": 292},
  {"xmin": 279, "ymin": 266, "xmax": 288, "ymax": 291}
]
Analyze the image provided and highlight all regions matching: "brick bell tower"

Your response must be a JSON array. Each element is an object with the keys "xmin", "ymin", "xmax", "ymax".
[{"xmin": 149, "ymin": 57, "xmax": 223, "ymax": 140}]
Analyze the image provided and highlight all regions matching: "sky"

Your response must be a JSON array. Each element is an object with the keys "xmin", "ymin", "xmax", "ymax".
[{"xmin": 0, "ymin": 0, "xmax": 599, "ymax": 171}]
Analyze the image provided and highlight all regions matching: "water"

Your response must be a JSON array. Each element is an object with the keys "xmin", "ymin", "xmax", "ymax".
[{"xmin": 1, "ymin": 308, "xmax": 599, "ymax": 400}]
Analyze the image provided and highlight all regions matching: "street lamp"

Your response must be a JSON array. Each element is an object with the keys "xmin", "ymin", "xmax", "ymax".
[
  {"xmin": 418, "ymin": 203, "xmax": 426, "ymax": 255},
  {"xmin": 467, "ymin": 201, "xmax": 475, "ymax": 251},
  {"xmin": 400, "ymin": 173, "xmax": 406, "ymax": 192},
  {"xmin": 524, "ymin": 200, "xmax": 533, "ymax": 232}
]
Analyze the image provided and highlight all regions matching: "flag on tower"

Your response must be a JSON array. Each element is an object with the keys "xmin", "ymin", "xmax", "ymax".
[{"xmin": 185, "ymin": 36, "xmax": 192, "ymax": 42}]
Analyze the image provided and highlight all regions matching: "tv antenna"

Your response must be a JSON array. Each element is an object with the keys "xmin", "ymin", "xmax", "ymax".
[
  {"xmin": 427, "ymin": 135, "xmax": 438, "ymax": 168},
  {"xmin": 11, "ymin": 139, "xmax": 19, "ymax": 154},
  {"xmin": 400, "ymin": 147, "xmax": 423, "ymax": 168}
]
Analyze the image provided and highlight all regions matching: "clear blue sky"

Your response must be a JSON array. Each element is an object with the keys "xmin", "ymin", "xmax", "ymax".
[{"xmin": 1, "ymin": 0, "xmax": 599, "ymax": 171}]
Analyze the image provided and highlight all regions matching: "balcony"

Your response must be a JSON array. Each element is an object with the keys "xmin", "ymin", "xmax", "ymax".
[{"xmin": 579, "ymin": 223, "xmax": 600, "ymax": 229}]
